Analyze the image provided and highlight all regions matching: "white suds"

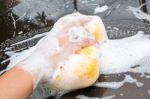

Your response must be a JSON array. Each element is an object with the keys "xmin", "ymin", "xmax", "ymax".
[
  {"xmin": 100, "ymin": 95, "xmax": 115, "ymax": 99},
  {"xmin": 100, "ymin": 31, "xmax": 150, "ymax": 74},
  {"xmin": 11, "ymin": 32, "xmax": 48, "ymax": 46},
  {"xmin": 113, "ymin": 27, "xmax": 119, "ymax": 31},
  {"xmin": 76, "ymin": 95, "xmax": 100, "ymax": 99},
  {"xmin": 120, "ymin": 93, "xmax": 124, "ymax": 96},
  {"xmin": 3, "ymin": 46, "xmax": 36, "ymax": 71},
  {"xmin": 95, "ymin": 75, "xmax": 144, "ymax": 89},
  {"xmin": 76, "ymin": 95, "xmax": 115, "ymax": 99},
  {"xmin": 1, "ymin": 13, "xmax": 150, "ymax": 98},
  {"xmin": 148, "ymin": 90, "xmax": 150, "ymax": 95},
  {"xmin": 18, "ymin": 31, "xmax": 23, "ymax": 34},
  {"xmin": 94, "ymin": 5, "xmax": 109, "ymax": 14},
  {"xmin": 128, "ymin": 6, "xmax": 150, "ymax": 22}
]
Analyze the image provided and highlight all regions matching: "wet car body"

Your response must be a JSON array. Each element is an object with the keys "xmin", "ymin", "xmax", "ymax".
[{"xmin": 0, "ymin": 0, "xmax": 150, "ymax": 99}]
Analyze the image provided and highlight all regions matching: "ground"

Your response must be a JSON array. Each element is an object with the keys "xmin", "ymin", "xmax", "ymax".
[{"xmin": 0, "ymin": 0, "xmax": 150, "ymax": 99}]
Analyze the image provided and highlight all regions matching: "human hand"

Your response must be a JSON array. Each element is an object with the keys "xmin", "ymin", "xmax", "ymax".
[{"xmin": 15, "ymin": 12, "xmax": 107, "ymax": 92}]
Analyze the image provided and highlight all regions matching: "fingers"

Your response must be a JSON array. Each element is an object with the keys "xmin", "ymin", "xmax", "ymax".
[
  {"xmin": 74, "ymin": 38, "xmax": 97, "ymax": 54},
  {"xmin": 82, "ymin": 38, "xmax": 97, "ymax": 48}
]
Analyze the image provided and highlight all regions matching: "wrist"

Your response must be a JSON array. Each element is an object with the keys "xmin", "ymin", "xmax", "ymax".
[{"xmin": 16, "ymin": 53, "xmax": 50, "ymax": 89}]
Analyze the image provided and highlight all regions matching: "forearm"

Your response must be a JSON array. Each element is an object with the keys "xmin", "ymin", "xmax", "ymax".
[{"xmin": 0, "ymin": 67, "xmax": 33, "ymax": 99}]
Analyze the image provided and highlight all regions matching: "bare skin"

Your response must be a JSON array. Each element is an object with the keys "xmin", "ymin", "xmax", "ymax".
[
  {"xmin": 0, "ymin": 67, "xmax": 33, "ymax": 99},
  {"xmin": 0, "ymin": 39, "xmax": 95, "ymax": 99},
  {"xmin": 0, "ymin": 13, "xmax": 100, "ymax": 99}
]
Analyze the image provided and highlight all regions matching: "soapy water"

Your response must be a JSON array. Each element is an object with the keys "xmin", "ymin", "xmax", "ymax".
[
  {"xmin": 95, "ymin": 74, "xmax": 144, "ymax": 89},
  {"xmin": 1, "ymin": 32, "xmax": 148, "ymax": 74},
  {"xmin": 128, "ymin": 6, "xmax": 150, "ymax": 22},
  {"xmin": 99, "ymin": 31, "xmax": 150, "ymax": 74},
  {"xmin": 148, "ymin": 90, "xmax": 150, "ymax": 95},
  {"xmin": 1, "ymin": 29, "xmax": 150, "ymax": 99},
  {"xmin": 94, "ymin": 5, "xmax": 109, "ymax": 14},
  {"xmin": 76, "ymin": 94, "xmax": 115, "ymax": 99},
  {"xmin": 1, "ymin": 12, "xmax": 150, "ymax": 98}
]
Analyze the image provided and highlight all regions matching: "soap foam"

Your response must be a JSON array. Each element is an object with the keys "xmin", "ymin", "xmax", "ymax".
[
  {"xmin": 94, "ymin": 5, "xmax": 109, "ymax": 14},
  {"xmin": 2, "ymin": 28, "xmax": 150, "ymax": 98},
  {"xmin": 1, "ymin": 13, "xmax": 150, "ymax": 98},
  {"xmin": 95, "ymin": 74, "xmax": 144, "ymax": 89},
  {"xmin": 76, "ymin": 95, "xmax": 115, "ymax": 99},
  {"xmin": 99, "ymin": 31, "xmax": 150, "ymax": 74},
  {"xmin": 147, "ymin": 90, "xmax": 150, "ymax": 95},
  {"xmin": 76, "ymin": 95, "xmax": 100, "ymax": 99},
  {"xmin": 128, "ymin": 6, "xmax": 150, "ymax": 22}
]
